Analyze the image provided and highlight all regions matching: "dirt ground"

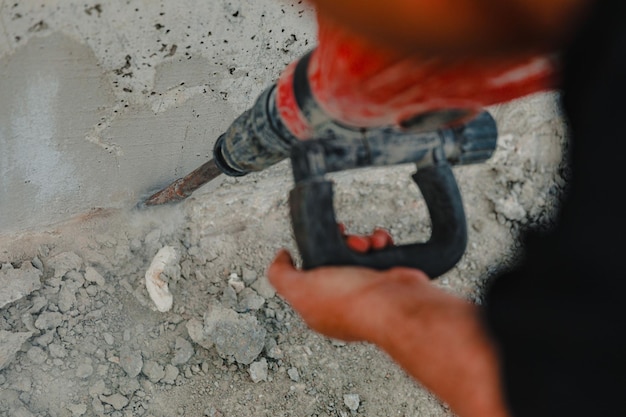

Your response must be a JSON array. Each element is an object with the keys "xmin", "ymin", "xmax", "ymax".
[{"xmin": 0, "ymin": 91, "xmax": 568, "ymax": 417}]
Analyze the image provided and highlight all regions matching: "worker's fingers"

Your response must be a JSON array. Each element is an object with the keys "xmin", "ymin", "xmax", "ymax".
[
  {"xmin": 371, "ymin": 228, "xmax": 393, "ymax": 250},
  {"xmin": 345, "ymin": 228, "xmax": 393, "ymax": 253},
  {"xmin": 346, "ymin": 235, "xmax": 371, "ymax": 253}
]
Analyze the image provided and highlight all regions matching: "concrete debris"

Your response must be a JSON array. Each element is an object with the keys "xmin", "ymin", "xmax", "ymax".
[
  {"xmin": 10, "ymin": 406, "xmax": 36, "ymax": 417},
  {"xmin": 49, "ymin": 343, "xmax": 67, "ymax": 358},
  {"xmin": 89, "ymin": 380, "xmax": 107, "ymax": 398},
  {"xmin": 26, "ymin": 346, "xmax": 47, "ymax": 364},
  {"xmin": 84, "ymin": 266, "xmax": 106, "ymax": 286},
  {"xmin": 34, "ymin": 311, "xmax": 64, "ymax": 330},
  {"xmin": 0, "ymin": 262, "xmax": 42, "ymax": 309},
  {"xmin": 103, "ymin": 332, "xmax": 115, "ymax": 345},
  {"xmin": 238, "ymin": 288, "xmax": 265, "ymax": 311},
  {"xmin": 171, "ymin": 336, "xmax": 194, "ymax": 365},
  {"xmin": 145, "ymin": 246, "xmax": 179, "ymax": 312},
  {"xmin": 76, "ymin": 361, "xmax": 94, "ymax": 379},
  {"xmin": 100, "ymin": 393, "xmax": 129, "ymax": 410},
  {"xmin": 493, "ymin": 194, "xmax": 527, "ymax": 221},
  {"xmin": 0, "ymin": 330, "xmax": 33, "ymax": 370},
  {"xmin": 242, "ymin": 268, "xmax": 258, "ymax": 285},
  {"xmin": 287, "ymin": 367, "xmax": 300, "ymax": 382},
  {"xmin": 228, "ymin": 273, "xmax": 245, "ymax": 293},
  {"xmin": 58, "ymin": 284, "xmax": 77, "ymax": 313},
  {"xmin": 142, "ymin": 360, "xmax": 166, "ymax": 383},
  {"xmin": 201, "ymin": 305, "xmax": 266, "ymax": 365},
  {"xmin": 34, "ymin": 331, "xmax": 54, "ymax": 347},
  {"xmin": 119, "ymin": 347, "xmax": 143, "ymax": 378},
  {"xmin": 343, "ymin": 394, "xmax": 361, "ymax": 412},
  {"xmin": 251, "ymin": 275, "xmax": 276, "ymax": 299},
  {"xmin": 186, "ymin": 318, "xmax": 214, "ymax": 350},
  {"xmin": 67, "ymin": 403, "xmax": 87, "ymax": 416},
  {"xmin": 46, "ymin": 251, "xmax": 83, "ymax": 278},
  {"xmin": 249, "ymin": 358, "xmax": 268, "ymax": 383},
  {"xmin": 163, "ymin": 364, "xmax": 180, "ymax": 384}
]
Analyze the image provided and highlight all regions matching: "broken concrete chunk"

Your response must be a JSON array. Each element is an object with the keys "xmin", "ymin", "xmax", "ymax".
[
  {"xmin": 34, "ymin": 331, "xmax": 55, "ymax": 347},
  {"xmin": 186, "ymin": 318, "xmax": 213, "ymax": 350},
  {"xmin": 203, "ymin": 305, "xmax": 266, "ymax": 365},
  {"xmin": 144, "ymin": 246, "xmax": 179, "ymax": 312},
  {"xmin": 49, "ymin": 343, "xmax": 67, "ymax": 358},
  {"xmin": 493, "ymin": 194, "xmax": 527, "ymax": 222},
  {"xmin": 242, "ymin": 268, "xmax": 257, "ymax": 285},
  {"xmin": 89, "ymin": 379, "xmax": 107, "ymax": 398},
  {"xmin": 0, "ymin": 261, "xmax": 42, "ymax": 309},
  {"xmin": 100, "ymin": 393, "xmax": 129, "ymax": 410},
  {"xmin": 162, "ymin": 364, "xmax": 180, "ymax": 384},
  {"xmin": 119, "ymin": 347, "xmax": 143, "ymax": 378},
  {"xmin": 343, "ymin": 394, "xmax": 361, "ymax": 412},
  {"xmin": 84, "ymin": 267, "xmax": 106, "ymax": 286},
  {"xmin": 66, "ymin": 403, "xmax": 87, "ymax": 417},
  {"xmin": 58, "ymin": 284, "xmax": 77, "ymax": 313},
  {"xmin": 238, "ymin": 288, "xmax": 265, "ymax": 311},
  {"xmin": 26, "ymin": 346, "xmax": 47, "ymax": 364},
  {"xmin": 248, "ymin": 358, "xmax": 268, "ymax": 383},
  {"xmin": 0, "ymin": 330, "xmax": 33, "ymax": 370},
  {"xmin": 142, "ymin": 360, "xmax": 165, "ymax": 383},
  {"xmin": 171, "ymin": 337, "xmax": 194, "ymax": 365},
  {"xmin": 34, "ymin": 311, "xmax": 64, "ymax": 330},
  {"xmin": 251, "ymin": 275, "xmax": 275, "ymax": 299},
  {"xmin": 47, "ymin": 251, "xmax": 83, "ymax": 278},
  {"xmin": 287, "ymin": 367, "xmax": 300, "ymax": 382}
]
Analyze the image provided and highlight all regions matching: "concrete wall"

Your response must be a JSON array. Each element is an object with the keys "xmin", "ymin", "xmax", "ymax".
[{"xmin": 0, "ymin": 0, "xmax": 316, "ymax": 234}]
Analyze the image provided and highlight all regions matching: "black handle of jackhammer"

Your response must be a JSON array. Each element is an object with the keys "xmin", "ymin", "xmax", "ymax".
[{"xmin": 289, "ymin": 159, "xmax": 467, "ymax": 277}]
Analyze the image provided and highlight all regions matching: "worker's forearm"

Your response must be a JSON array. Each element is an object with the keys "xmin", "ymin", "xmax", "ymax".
[
  {"xmin": 308, "ymin": 0, "xmax": 590, "ymax": 55},
  {"xmin": 370, "ymin": 281, "xmax": 510, "ymax": 417}
]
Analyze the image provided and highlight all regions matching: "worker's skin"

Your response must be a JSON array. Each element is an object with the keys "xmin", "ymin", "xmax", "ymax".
[
  {"xmin": 310, "ymin": 0, "xmax": 590, "ymax": 57},
  {"xmin": 268, "ymin": 1, "xmax": 592, "ymax": 417}
]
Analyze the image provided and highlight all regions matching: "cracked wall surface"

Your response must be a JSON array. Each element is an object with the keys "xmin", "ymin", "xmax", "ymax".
[{"xmin": 0, "ymin": 0, "xmax": 316, "ymax": 233}]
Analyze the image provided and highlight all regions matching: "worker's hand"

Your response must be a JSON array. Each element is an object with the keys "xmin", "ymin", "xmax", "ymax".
[
  {"xmin": 267, "ymin": 232, "xmax": 510, "ymax": 417},
  {"xmin": 268, "ymin": 248, "xmax": 429, "ymax": 342},
  {"xmin": 268, "ymin": 225, "xmax": 401, "ymax": 342}
]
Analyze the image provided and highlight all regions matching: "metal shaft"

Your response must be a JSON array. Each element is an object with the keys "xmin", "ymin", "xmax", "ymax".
[{"xmin": 142, "ymin": 159, "xmax": 223, "ymax": 206}]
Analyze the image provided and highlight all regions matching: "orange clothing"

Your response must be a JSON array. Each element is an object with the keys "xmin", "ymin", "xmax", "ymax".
[{"xmin": 277, "ymin": 15, "xmax": 558, "ymax": 139}]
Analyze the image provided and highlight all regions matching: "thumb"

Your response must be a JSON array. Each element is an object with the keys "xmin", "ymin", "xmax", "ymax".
[{"xmin": 267, "ymin": 249, "xmax": 297, "ymax": 290}]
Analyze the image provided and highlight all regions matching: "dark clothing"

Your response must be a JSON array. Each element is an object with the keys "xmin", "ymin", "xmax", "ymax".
[{"xmin": 485, "ymin": 0, "xmax": 626, "ymax": 415}]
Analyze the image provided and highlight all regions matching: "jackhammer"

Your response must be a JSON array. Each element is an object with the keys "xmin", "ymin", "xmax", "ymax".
[{"xmin": 142, "ymin": 52, "xmax": 498, "ymax": 277}]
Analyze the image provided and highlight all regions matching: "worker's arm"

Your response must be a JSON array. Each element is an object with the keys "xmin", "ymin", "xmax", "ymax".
[
  {"xmin": 268, "ymin": 250, "xmax": 510, "ymax": 417},
  {"xmin": 307, "ymin": 0, "xmax": 590, "ymax": 55}
]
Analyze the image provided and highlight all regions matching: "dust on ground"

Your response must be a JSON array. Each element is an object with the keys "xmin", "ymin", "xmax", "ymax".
[{"xmin": 0, "ymin": 93, "xmax": 567, "ymax": 417}]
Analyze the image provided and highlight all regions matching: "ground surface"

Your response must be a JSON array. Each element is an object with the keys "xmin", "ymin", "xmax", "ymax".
[{"xmin": 0, "ymin": 91, "xmax": 568, "ymax": 417}]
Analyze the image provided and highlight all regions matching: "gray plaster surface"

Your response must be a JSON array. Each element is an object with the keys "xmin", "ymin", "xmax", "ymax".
[{"xmin": 0, "ymin": 0, "xmax": 315, "ymax": 233}]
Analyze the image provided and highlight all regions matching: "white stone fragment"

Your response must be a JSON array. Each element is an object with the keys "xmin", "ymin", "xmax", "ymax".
[
  {"xmin": 145, "ymin": 246, "xmax": 178, "ymax": 312},
  {"xmin": 249, "ymin": 358, "xmax": 268, "ymax": 383},
  {"xmin": 228, "ymin": 273, "xmax": 245, "ymax": 293},
  {"xmin": 344, "ymin": 394, "xmax": 360, "ymax": 411}
]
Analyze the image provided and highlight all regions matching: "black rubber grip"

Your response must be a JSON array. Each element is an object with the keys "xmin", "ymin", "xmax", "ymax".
[{"xmin": 289, "ymin": 162, "xmax": 467, "ymax": 277}]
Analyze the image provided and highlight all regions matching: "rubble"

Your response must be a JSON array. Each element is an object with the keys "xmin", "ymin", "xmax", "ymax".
[
  {"xmin": 0, "ymin": 262, "xmax": 42, "ymax": 309},
  {"xmin": 0, "ymin": 330, "xmax": 32, "ymax": 370}
]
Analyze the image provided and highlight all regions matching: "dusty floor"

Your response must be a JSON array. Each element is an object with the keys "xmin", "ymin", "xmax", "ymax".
[{"xmin": 0, "ymin": 91, "xmax": 568, "ymax": 417}]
